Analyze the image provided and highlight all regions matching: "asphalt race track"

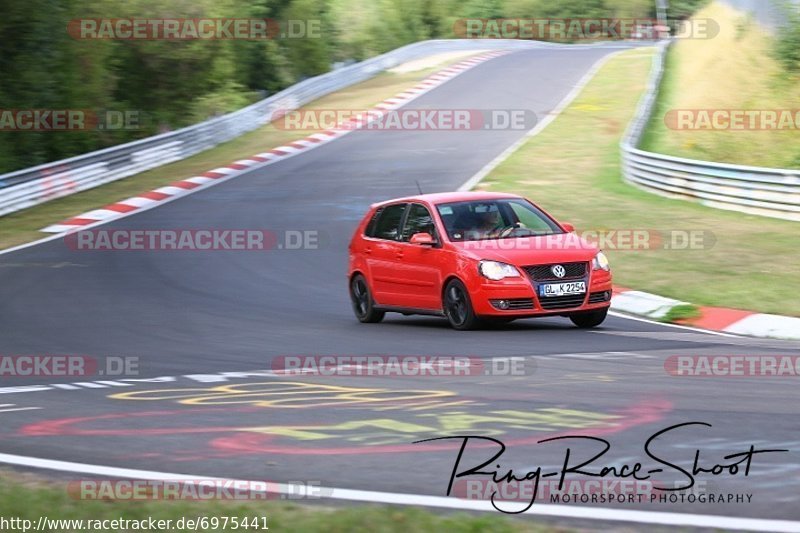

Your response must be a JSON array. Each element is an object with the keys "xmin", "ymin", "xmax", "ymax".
[{"xmin": 1, "ymin": 44, "xmax": 798, "ymax": 530}]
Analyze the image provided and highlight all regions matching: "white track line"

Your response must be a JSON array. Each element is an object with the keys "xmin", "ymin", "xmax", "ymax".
[
  {"xmin": 0, "ymin": 407, "xmax": 41, "ymax": 414},
  {"xmin": 0, "ymin": 453, "xmax": 796, "ymax": 532},
  {"xmin": 607, "ymin": 310, "xmax": 739, "ymax": 337}
]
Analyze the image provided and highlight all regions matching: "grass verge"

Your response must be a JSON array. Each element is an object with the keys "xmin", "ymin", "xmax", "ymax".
[
  {"xmin": 0, "ymin": 53, "xmax": 481, "ymax": 251},
  {"xmin": 478, "ymin": 46, "xmax": 800, "ymax": 316},
  {"xmin": 0, "ymin": 472, "xmax": 557, "ymax": 533},
  {"xmin": 640, "ymin": 1, "xmax": 800, "ymax": 167}
]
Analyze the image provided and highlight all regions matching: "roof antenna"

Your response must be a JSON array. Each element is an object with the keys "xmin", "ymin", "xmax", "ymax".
[{"xmin": 415, "ymin": 180, "xmax": 424, "ymax": 194}]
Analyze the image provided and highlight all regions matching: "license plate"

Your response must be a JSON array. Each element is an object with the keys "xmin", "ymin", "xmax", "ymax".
[{"xmin": 539, "ymin": 281, "xmax": 586, "ymax": 297}]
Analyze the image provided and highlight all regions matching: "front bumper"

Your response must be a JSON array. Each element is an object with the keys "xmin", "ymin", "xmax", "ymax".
[{"xmin": 470, "ymin": 269, "xmax": 612, "ymax": 317}]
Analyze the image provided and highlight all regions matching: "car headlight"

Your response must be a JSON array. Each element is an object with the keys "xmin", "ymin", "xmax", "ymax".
[
  {"xmin": 592, "ymin": 251, "xmax": 611, "ymax": 271},
  {"xmin": 478, "ymin": 260, "xmax": 521, "ymax": 281}
]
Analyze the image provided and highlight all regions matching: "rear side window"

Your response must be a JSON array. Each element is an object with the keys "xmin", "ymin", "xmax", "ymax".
[
  {"xmin": 364, "ymin": 209, "xmax": 383, "ymax": 237},
  {"xmin": 365, "ymin": 203, "xmax": 407, "ymax": 240}
]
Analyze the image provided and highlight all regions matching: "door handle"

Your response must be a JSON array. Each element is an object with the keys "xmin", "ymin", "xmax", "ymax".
[{"xmin": 364, "ymin": 247, "xmax": 372, "ymax": 254}]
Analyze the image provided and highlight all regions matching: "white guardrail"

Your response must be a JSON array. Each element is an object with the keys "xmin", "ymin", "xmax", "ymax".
[
  {"xmin": 621, "ymin": 40, "xmax": 800, "ymax": 222},
  {"xmin": 0, "ymin": 39, "xmax": 546, "ymax": 217}
]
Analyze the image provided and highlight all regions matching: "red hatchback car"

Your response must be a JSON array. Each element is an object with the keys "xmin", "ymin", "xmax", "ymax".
[{"xmin": 348, "ymin": 192, "xmax": 612, "ymax": 330}]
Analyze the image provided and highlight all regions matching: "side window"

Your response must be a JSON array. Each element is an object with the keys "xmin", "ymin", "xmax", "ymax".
[
  {"xmin": 401, "ymin": 203, "xmax": 436, "ymax": 241},
  {"xmin": 368, "ymin": 204, "xmax": 406, "ymax": 241}
]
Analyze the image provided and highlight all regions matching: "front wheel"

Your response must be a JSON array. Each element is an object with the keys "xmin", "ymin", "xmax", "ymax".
[
  {"xmin": 569, "ymin": 308, "xmax": 609, "ymax": 329},
  {"xmin": 443, "ymin": 279, "xmax": 481, "ymax": 330},
  {"xmin": 350, "ymin": 275, "xmax": 385, "ymax": 323}
]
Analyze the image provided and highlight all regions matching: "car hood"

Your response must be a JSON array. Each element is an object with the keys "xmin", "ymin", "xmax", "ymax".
[{"xmin": 450, "ymin": 232, "xmax": 599, "ymax": 266}]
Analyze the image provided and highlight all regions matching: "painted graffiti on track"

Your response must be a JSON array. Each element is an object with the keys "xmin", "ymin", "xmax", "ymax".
[{"xmin": 12, "ymin": 379, "xmax": 672, "ymax": 456}]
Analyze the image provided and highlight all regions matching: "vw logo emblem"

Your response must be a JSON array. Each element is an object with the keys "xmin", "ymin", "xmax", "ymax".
[{"xmin": 551, "ymin": 264, "xmax": 566, "ymax": 278}]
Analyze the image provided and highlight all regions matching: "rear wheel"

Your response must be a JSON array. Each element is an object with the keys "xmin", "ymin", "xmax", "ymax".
[
  {"xmin": 443, "ymin": 279, "xmax": 481, "ymax": 330},
  {"xmin": 350, "ymin": 275, "xmax": 385, "ymax": 323},
  {"xmin": 569, "ymin": 308, "xmax": 608, "ymax": 328}
]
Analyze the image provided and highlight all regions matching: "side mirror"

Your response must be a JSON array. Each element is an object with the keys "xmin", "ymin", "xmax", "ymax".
[
  {"xmin": 561, "ymin": 222, "xmax": 576, "ymax": 233},
  {"xmin": 410, "ymin": 232, "xmax": 436, "ymax": 246}
]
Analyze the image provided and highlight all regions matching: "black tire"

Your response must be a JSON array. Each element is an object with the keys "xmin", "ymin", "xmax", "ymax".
[
  {"xmin": 443, "ymin": 279, "xmax": 481, "ymax": 331},
  {"xmin": 350, "ymin": 275, "xmax": 385, "ymax": 323},
  {"xmin": 569, "ymin": 308, "xmax": 609, "ymax": 329}
]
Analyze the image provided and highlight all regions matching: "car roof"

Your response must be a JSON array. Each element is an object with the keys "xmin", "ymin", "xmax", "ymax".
[{"xmin": 370, "ymin": 191, "xmax": 521, "ymax": 209}]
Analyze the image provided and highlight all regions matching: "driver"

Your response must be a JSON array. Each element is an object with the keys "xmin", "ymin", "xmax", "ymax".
[{"xmin": 475, "ymin": 209, "xmax": 503, "ymax": 238}]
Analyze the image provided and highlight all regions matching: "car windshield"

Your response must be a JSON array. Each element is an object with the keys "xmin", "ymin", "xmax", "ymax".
[{"xmin": 436, "ymin": 199, "xmax": 562, "ymax": 242}]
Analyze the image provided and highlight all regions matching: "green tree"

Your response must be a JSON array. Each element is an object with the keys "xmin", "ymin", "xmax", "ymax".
[
  {"xmin": 281, "ymin": 0, "xmax": 331, "ymax": 79},
  {"xmin": 0, "ymin": 0, "xmax": 115, "ymax": 170}
]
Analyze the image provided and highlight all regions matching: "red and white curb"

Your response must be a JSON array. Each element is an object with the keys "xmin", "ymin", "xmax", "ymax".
[
  {"xmin": 612, "ymin": 287, "xmax": 800, "ymax": 341},
  {"xmin": 40, "ymin": 51, "xmax": 509, "ymax": 234}
]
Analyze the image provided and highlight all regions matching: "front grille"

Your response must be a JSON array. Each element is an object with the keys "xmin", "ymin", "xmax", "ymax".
[
  {"xmin": 524, "ymin": 262, "xmax": 588, "ymax": 281},
  {"xmin": 538, "ymin": 294, "xmax": 587, "ymax": 310},
  {"xmin": 588, "ymin": 291, "xmax": 611, "ymax": 304},
  {"xmin": 490, "ymin": 298, "xmax": 535, "ymax": 311}
]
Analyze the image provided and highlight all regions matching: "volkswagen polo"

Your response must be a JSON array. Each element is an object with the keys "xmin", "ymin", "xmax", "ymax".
[{"xmin": 348, "ymin": 192, "xmax": 612, "ymax": 330}]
